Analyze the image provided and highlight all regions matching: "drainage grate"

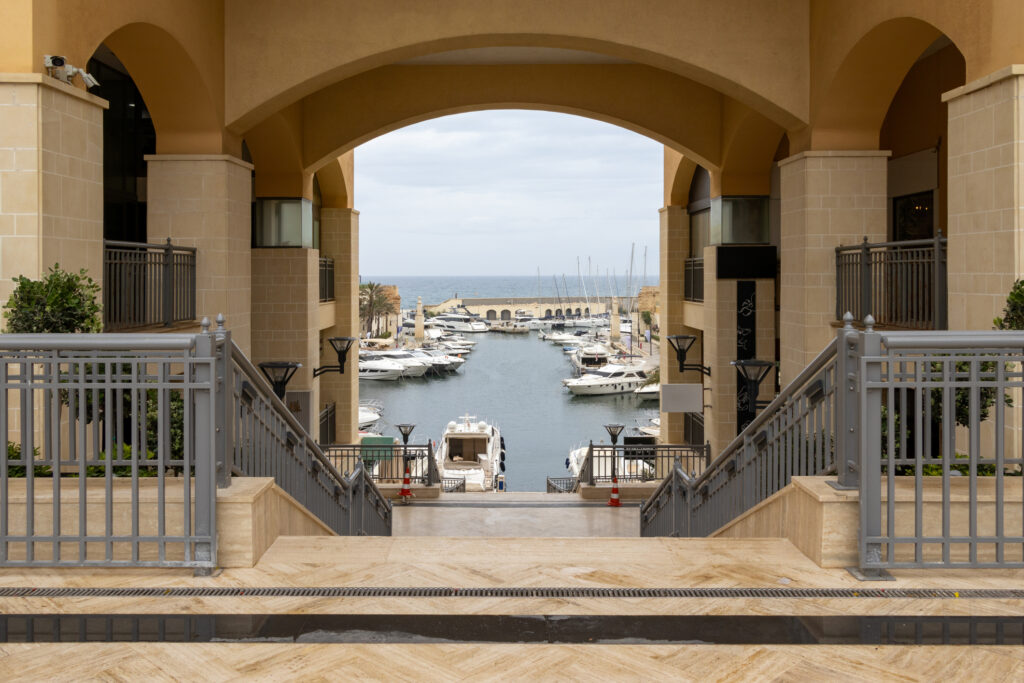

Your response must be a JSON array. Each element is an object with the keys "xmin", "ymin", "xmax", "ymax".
[{"xmin": 1, "ymin": 586, "xmax": 1022, "ymax": 599}]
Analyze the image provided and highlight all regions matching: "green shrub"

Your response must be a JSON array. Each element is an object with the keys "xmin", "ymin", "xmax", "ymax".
[
  {"xmin": 3, "ymin": 264, "xmax": 101, "ymax": 333},
  {"xmin": 6, "ymin": 441, "xmax": 50, "ymax": 477}
]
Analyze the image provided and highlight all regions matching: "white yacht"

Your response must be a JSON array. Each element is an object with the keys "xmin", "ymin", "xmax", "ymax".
[
  {"xmin": 364, "ymin": 350, "xmax": 432, "ymax": 377},
  {"xmin": 434, "ymin": 313, "xmax": 489, "ymax": 333},
  {"xmin": 435, "ymin": 415, "xmax": 505, "ymax": 491},
  {"xmin": 358, "ymin": 405, "xmax": 382, "ymax": 430},
  {"xmin": 570, "ymin": 344, "xmax": 612, "ymax": 373},
  {"xmin": 633, "ymin": 383, "xmax": 660, "ymax": 401},
  {"xmin": 358, "ymin": 358, "xmax": 405, "ymax": 381},
  {"xmin": 563, "ymin": 363, "xmax": 650, "ymax": 395},
  {"xmin": 636, "ymin": 416, "xmax": 661, "ymax": 437}
]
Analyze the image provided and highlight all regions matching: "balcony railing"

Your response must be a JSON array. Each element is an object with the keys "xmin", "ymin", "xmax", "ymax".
[
  {"xmin": 835, "ymin": 233, "xmax": 947, "ymax": 330},
  {"xmin": 323, "ymin": 444, "xmax": 440, "ymax": 486},
  {"xmin": 103, "ymin": 239, "xmax": 196, "ymax": 331},
  {"xmin": 684, "ymin": 257, "xmax": 704, "ymax": 302},
  {"xmin": 319, "ymin": 402, "xmax": 336, "ymax": 446},
  {"xmin": 579, "ymin": 443, "xmax": 711, "ymax": 484},
  {"xmin": 319, "ymin": 257, "xmax": 335, "ymax": 303}
]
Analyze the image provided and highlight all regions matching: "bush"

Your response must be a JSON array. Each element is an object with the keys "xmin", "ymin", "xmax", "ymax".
[
  {"xmin": 994, "ymin": 279, "xmax": 1024, "ymax": 330},
  {"xmin": 6, "ymin": 441, "xmax": 50, "ymax": 477},
  {"xmin": 3, "ymin": 264, "xmax": 101, "ymax": 333}
]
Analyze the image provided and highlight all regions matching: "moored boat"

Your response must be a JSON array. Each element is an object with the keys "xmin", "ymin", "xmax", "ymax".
[{"xmin": 435, "ymin": 414, "xmax": 505, "ymax": 491}]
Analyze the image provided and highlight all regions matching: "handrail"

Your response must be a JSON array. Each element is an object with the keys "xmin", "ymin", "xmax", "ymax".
[
  {"xmin": 104, "ymin": 239, "xmax": 197, "ymax": 253},
  {"xmin": 835, "ymin": 235, "xmax": 944, "ymax": 253},
  {"xmin": 229, "ymin": 341, "xmax": 351, "ymax": 490},
  {"xmin": 692, "ymin": 338, "xmax": 837, "ymax": 488},
  {"xmin": 0, "ymin": 334, "xmax": 198, "ymax": 351}
]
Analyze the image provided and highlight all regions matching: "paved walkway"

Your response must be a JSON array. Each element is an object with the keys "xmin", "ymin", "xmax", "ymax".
[{"xmin": 392, "ymin": 492, "xmax": 639, "ymax": 537}]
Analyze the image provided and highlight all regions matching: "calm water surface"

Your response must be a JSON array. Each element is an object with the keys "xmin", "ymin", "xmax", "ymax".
[{"xmin": 360, "ymin": 333, "xmax": 657, "ymax": 491}]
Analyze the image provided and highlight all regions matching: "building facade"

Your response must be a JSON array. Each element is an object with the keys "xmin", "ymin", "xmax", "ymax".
[{"xmin": 1, "ymin": 1, "xmax": 1022, "ymax": 452}]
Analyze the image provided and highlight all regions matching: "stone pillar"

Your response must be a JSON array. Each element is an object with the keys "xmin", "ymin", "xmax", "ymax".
[
  {"xmin": 146, "ymin": 154, "xmax": 253, "ymax": 355},
  {"xmin": 319, "ymin": 208, "xmax": 359, "ymax": 443},
  {"xmin": 702, "ymin": 246, "xmax": 776, "ymax": 457},
  {"xmin": 777, "ymin": 151, "xmax": 888, "ymax": 384},
  {"xmin": 943, "ymin": 66, "xmax": 1024, "ymax": 329},
  {"xmin": 0, "ymin": 75, "xmax": 105, "ymax": 311},
  {"xmin": 658, "ymin": 205, "xmax": 689, "ymax": 444},
  {"xmin": 415, "ymin": 296, "xmax": 425, "ymax": 341},
  {"xmin": 610, "ymin": 297, "xmax": 620, "ymax": 341},
  {"xmin": 250, "ymin": 248, "xmax": 320, "ymax": 435}
]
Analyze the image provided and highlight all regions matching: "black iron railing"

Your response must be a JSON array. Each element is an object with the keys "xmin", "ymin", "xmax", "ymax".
[
  {"xmin": 319, "ymin": 257, "xmax": 335, "ymax": 303},
  {"xmin": 442, "ymin": 477, "xmax": 467, "ymax": 493},
  {"xmin": 103, "ymin": 239, "xmax": 196, "ymax": 331},
  {"xmin": 546, "ymin": 476, "xmax": 579, "ymax": 493},
  {"xmin": 684, "ymin": 258, "xmax": 704, "ymax": 302},
  {"xmin": 322, "ymin": 444, "xmax": 438, "ymax": 486},
  {"xmin": 835, "ymin": 233, "xmax": 947, "ymax": 329},
  {"xmin": 580, "ymin": 443, "xmax": 711, "ymax": 484}
]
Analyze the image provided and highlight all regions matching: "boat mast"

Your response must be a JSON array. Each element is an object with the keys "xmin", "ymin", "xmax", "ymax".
[
  {"xmin": 552, "ymin": 275, "xmax": 562, "ymax": 312},
  {"xmin": 563, "ymin": 274, "xmax": 571, "ymax": 316},
  {"xmin": 577, "ymin": 256, "xmax": 591, "ymax": 316}
]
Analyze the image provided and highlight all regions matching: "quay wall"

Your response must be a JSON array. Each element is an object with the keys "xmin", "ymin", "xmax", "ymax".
[{"xmin": 426, "ymin": 295, "xmax": 650, "ymax": 321}]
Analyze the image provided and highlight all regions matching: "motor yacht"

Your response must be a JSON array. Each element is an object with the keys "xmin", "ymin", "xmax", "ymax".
[
  {"xmin": 563, "ymin": 363, "xmax": 649, "ymax": 395},
  {"xmin": 358, "ymin": 405, "xmax": 382, "ymax": 430},
  {"xmin": 363, "ymin": 350, "xmax": 432, "ymax": 378},
  {"xmin": 435, "ymin": 414, "xmax": 506, "ymax": 491},
  {"xmin": 565, "ymin": 442, "xmax": 656, "ymax": 480},
  {"xmin": 358, "ymin": 358, "xmax": 405, "ymax": 381},
  {"xmin": 633, "ymin": 383, "xmax": 660, "ymax": 401},
  {"xmin": 569, "ymin": 344, "xmax": 612, "ymax": 373},
  {"xmin": 433, "ymin": 313, "xmax": 489, "ymax": 333}
]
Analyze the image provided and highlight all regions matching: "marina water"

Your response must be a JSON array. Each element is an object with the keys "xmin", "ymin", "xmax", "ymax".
[{"xmin": 359, "ymin": 331, "xmax": 657, "ymax": 492}]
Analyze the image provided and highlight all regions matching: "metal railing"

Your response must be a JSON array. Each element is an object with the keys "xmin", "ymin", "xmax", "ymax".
[
  {"xmin": 319, "ymin": 257, "xmax": 335, "ymax": 303},
  {"xmin": 835, "ymin": 233, "xmax": 947, "ymax": 330},
  {"xmin": 641, "ymin": 313, "xmax": 1024, "ymax": 574},
  {"xmin": 0, "ymin": 332, "xmax": 218, "ymax": 569},
  {"xmin": 228, "ymin": 330, "xmax": 391, "ymax": 537},
  {"xmin": 318, "ymin": 402, "xmax": 336, "ymax": 446},
  {"xmin": 442, "ymin": 477, "xmax": 466, "ymax": 493},
  {"xmin": 580, "ymin": 443, "xmax": 711, "ymax": 484},
  {"xmin": 104, "ymin": 239, "xmax": 196, "ymax": 331},
  {"xmin": 0, "ymin": 318, "xmax": 392, "ymax": 571},
  {"xmin": 684, "ymin": 257, "xmax": 704, "ymax": 302},
  {"xmin": 322, "ymin": 444, "xmax": 438, "ymax": 486},
  {"xmin": 546, "ymin": 476, "xmax": 579, "ymax": 493}
]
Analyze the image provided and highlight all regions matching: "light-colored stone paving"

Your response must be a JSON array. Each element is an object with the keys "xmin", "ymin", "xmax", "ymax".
[{"xmin": 393, "ymin": 492, "xmax": 639, "ymax": 537}]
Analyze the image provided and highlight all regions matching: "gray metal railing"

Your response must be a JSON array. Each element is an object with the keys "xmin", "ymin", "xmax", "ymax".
[
  {"xmin": 546, "ymin": 476, "xmax": 579, "ymax": 493},
  {"xmin": 640, "ymin": 464, "xmax": 690, "ymax": 537},
  {"xmin": 319, "ymin": 402, "xmax": 336, "ymax": 446},
  {"xmin": 835, "ymin": 233, "xmax": 947, "ymax": 330},
  {"xmin": 104, "ymin": 239, "xmax": 197, "ymax": 331},
  {"xmin": 580, "ymin": 442, "xmax": 710, "ymax": 484},
  {"xmin": 684, "ymin": 257, "xmax": 704, "ymax": 302},
  {"xmin": 228, "ymin": 330, "xmax": 391, "ymax": 537},
  {"xmin": 322, "ymin": 444, "xmax": 437, "ymax": 486},
  {"xmin": 0, "ymin": 332, "xmax": 218, "ymax": 569},
  {"xmin": 319, "ymin": 257, "xmax": 335, "ymax": 303},
  {"xmin": 442, "ymin": 477, "xmax": 466, "ymax": 493},
  {"xmin": 641, "ymin": 313, "xmax": 1024, "ymax": 574}
]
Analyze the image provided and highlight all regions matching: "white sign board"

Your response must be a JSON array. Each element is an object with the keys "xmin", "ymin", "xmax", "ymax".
[{"xmin": 661, "ymin": 383, "xmax": 704, "ymax": 413}]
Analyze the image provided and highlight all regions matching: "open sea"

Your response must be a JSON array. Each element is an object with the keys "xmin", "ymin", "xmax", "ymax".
[{"xmin": 359, "ymin": 276, "xmax": 660, "ymax": 492}]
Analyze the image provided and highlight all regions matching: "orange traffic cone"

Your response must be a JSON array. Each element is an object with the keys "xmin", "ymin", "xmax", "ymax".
[
  {"xmin": 607, "ymin": 475, "xmax": 621, "ymax": 507},
  {"xmin": 399, "ymin": 465, "xmax": 413, "ymax": 503}
]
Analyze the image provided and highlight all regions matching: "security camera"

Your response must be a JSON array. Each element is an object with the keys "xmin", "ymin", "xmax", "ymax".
[
  {"xmin": 63, "ymin": 64, "xmax": 100, "ymax": 89},
  {"xmin": 44, "ymin": 55, "xmax": 66, "ymax": 68},
  {"xmin": 80, "ymin": 71, "xmax": 100, "ymax": 88}
]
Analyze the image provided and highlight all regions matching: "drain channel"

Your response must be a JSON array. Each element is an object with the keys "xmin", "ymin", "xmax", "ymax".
[
  {"xmin": 1, "ymin": 586, "xmax": 1023, "ymax": 599},
  {"xmin": 1, "ymin": 614, "xmax": 1022, "ymax": 645}
]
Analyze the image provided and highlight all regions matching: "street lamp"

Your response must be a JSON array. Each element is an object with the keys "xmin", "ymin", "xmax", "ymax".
[
  {"xmin": 731, "ymin": 359, "xmax": 775, "ymax": 433},
  {"xmin": 396, "ymin": 423, "xmax": 415, "ymax": 445},
  {"xmin": 258, "ymin": 361, "xmax": 301, "ymax": 400},
  {"xmin": 604, "ymin": 423, "xmax": 624, "ymax": 480},
  {"xmin": 665, "ymin": 334, "xmax": 711, "ymax": 376},
  {"xmin": 313, "ymin": 336, "xmax": 357, "ymax": 377}
]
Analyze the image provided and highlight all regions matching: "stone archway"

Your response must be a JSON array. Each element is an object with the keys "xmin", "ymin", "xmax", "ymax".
[
  {"xmin": 500, "ymin": 310, "xmax": 511, "ymax": 321},
  {"xmin": 486, "ymin": 310, "xmax": 497, "ymax": 320}
]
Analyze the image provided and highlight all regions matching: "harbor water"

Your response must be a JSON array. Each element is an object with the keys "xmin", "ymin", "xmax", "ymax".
[{"xmin": 359, "ymin": 332, "xmax": 657, "ymax": 492}]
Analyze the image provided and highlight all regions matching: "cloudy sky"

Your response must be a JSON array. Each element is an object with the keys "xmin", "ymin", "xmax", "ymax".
[{"xmin": 355, "ymin": 110, "xmax": 662, "ymax": 276}]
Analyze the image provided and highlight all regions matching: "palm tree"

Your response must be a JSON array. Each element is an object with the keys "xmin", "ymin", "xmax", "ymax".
[{"xmin": 359, "ymin": 282, "xmax": 396, "ymax": 337}]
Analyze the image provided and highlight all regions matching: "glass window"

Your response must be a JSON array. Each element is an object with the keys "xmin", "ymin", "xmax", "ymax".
[
  {"xmin": 689, "ymin": 209, "xmax": 710, "ymax": 257},
  {"xmin": 721, "ymin": 197, "xmax": 769, "ymax": 244},
  {"xmin": 892, "ymin": 190, "xmax": 934, "ymax": 241},
  {"xmin": 254, "ymin": 198, "xmax": 314, "ymax": 248}
]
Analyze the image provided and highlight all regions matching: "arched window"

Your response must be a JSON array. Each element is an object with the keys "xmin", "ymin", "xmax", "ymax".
[
  {"xmin": 486, "ymin": 309, "xmax": 497, "ymax": 320},
  {"xmin": 555, "ymin": 308, "xmax": 562, "ymax": 316},
  {"xmin": 500, "ymin": 310, "xmax": 511, "ymax": 320},
  {"xmin": 545, "ymin": 309, "xmax": 552, "ymax": 317}
]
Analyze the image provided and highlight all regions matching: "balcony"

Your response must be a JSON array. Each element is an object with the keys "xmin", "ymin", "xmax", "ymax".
[
  {"xmin": 319, "ymin": 256, "xmax": 335, "ymax": 303},
  {"xmin": 684, "ymin": 257, "xmax": 704, "ymax": 302},
  {"xmin": 103, "ymin": 239, "xmax": 196, "ymax": 331},
  {"xmin": 835, "ymin": 233, "xmax": 947, "ymax": 330}
]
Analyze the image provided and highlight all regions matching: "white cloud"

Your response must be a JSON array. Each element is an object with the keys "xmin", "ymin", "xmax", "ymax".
[{"xmin": 356, "ymin": 110, "xmax": 661, "ymax": 276}]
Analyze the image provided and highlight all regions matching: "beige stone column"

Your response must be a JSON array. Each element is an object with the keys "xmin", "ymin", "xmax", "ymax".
[
  {"xmin": 0, "ymin": 75, "xmax": 105, "ymax": 310},
  {"xmin": 658, "ymin": 205, "xmax": 689, "ymax": 444},
  {"xmin": 702, "ymin": 247, "xmax": 776, "ymax": 457},
  {"xmin": 250, "ymin": 248, "xmax": 320, "ymax": 435},
  {"xmin": 777, "ymin": 150, "xmax": 889, "ymax": 384},
  {"xmin": 943, "ymin": 66, "xmax": 1024, "ymax": 329},
  {"xmin": 319, "ymin": 208, "xmax": 359, "ymax": 443},
  {"xmin": 146, "ymin": 154, "xmax": 253, "ymax": 354}
]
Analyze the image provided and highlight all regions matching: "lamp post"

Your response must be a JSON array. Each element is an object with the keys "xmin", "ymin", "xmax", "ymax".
[
  {"xmin": 313, "ymin": 336, "xmax": 357, "ymax": 377},
  {"xmin": 665, "ymin": 334, "xmax": 711, "ymax": 376},
  {"xmin": 258, "ymin": 361, "xmax": 301, "ymax": 401},
  {"xmin": 731, "ymin": 359, "xmax": 775, "ymax": 433},
  {"xmin": 396, "ymin": 423, "xmax": 415, "ymax": 470},
  {"xmin": 604, "ymin": 423, "xmax": 624, "ymax": 480}
]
